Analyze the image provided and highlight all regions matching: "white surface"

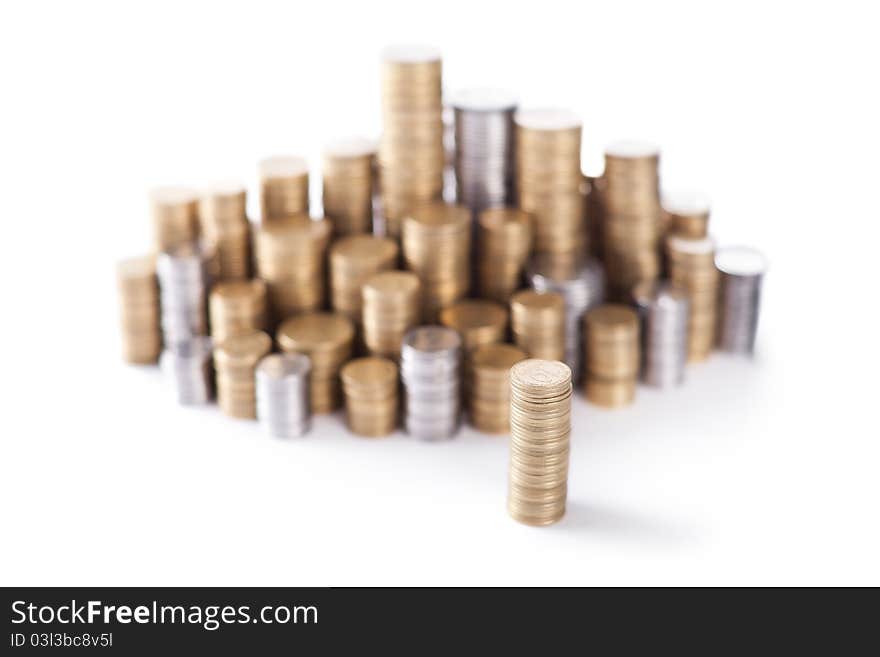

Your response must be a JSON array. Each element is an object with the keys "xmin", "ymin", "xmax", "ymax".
[{"xmin": 1, "ymin": 0, "xmax": 878, "ymax": 586}]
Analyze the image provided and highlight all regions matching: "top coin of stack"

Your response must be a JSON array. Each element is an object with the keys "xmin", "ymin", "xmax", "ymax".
[
  {"xmin": 361, "ymin": 270, "xmax": 421, "ymax": 360},
  {"xmin": 209, "ymin": 279, "xmax": 268, "ymax": 343},
  {"xmin": 340, "ymin": 357, "xmax": 399, "ymax": 437},
  {"xmin": 329, "ymin": 235, "xmax": 399, "ymax": 327},
  {"xmin": 666, "ymin": 235, "xmax": 719, "ymax": 362},
  {"xmin": 116, "ymin": 255, "xmax": 162, "ymax": 364},
  {"xmin": 213, "ymin": 330, "xmax": 272, "ymax": 419},
  {"xmin": 477, "ymin": 207, "xmax": 533, "ymax": 303},
  {"xmin": 469, "ymin": 343, "xmax": 527, "ymax": 434},
  {"xmin": 322, "ymin": 138, "xmax": 376, "ymax": 236},
  {"xmin": 583, "ymin": 304, "xmax": 640, "ymax": 408},
  {"xmin": 259, "ymin": 156, "xmax": 310, "ymax": 222},
  {"xmin": 199, "ymin": 181, "xmax": 251, "ymax": 281},
  {"xmin": 150, "ymin": 186, "xmax": 200, "ymax": 251},
  {"xmin": 663, "ymin": 191, "xmax": 711, "ymax": 239},
  {"xmin": 510, "ymin": 289, "xmax": 566, "ymax": 362}
]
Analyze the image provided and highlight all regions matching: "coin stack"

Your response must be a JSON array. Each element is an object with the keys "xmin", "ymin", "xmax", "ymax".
[
  {"xmin": 322, "ymin": 138, "xmax": 376, "ymax": 236},
  {"xmin": 400, "ymin": 326, "xmax": 462, "ymax": 440},
  {"xmin": 259, "ymin": 156, "xmax": 310, "ymax": 222},
  {"xmin": 209, "ymin": 279, "xmax": 268, "ymax": 343},
  {"xmin": 715, "ymin": 246, "xmax": 768, "ymax": 355},
  {"xmin": 341, "ymin": 357, "xmax": 399, "ymax": 437},
  {"xmin": 439, "ymin": 299, "xmax": 508, "ymax": 355},
  {"xmin": 254, "ymin": 217, "xmax": 331, "ymax": 323},
  {"xmin": 601, "ymin": 141, "xmax": 663, "ymax": 295},
  {"xmin": 199, "ymin": 182, "xmax": 251, "ymax": 280},
  {"xmin": 361, "ymin": 270, "xmax": 421, "ymax": 360},
  {"xmin": 583, "ymin": 304, "xmax": 640, "ymax": 407},
  {"xmin": 528, "ymin": 255, "xmax": 606, "ymax": 380},
  {"xmin": 469, "ymin": 343, "xmax": 527, "ymax": 433},
  {"xmin": 277, "ymin": 312, "xmax": 355, "ymax": 414},
  {"xmin": 150, "ymin": 186, "xmax": 200, "ymax": 251},
  {"xmin": 510, "ymin": 290, "xmax": 566, "ymax": 361},
  {"xmin": 401, "ymin": 202, "xmax": 470, "ymax": 320},
  {"xmin": 632, "ymin": 282, "xmax": 689, "ymax": 388},
  {"xmin": 160, "ymin": 336, "xmax": 214, "ymax": 405},
  {"xmin": 255, "ymin": 353, "xmax": 312, "ymax": 438},
  {"xmin": 116, "ymin": 255, "xmax": 162, "ymax": 364},
  {"xmin": 329, "ymin": 235, "xmax": 399, "ymax": 328},
  {"xmin": 378, "ymin": 45, "xmax": 444, "ymax": 238},
  {"xmin": 156, "ymin": 242, "xmax": 213, "ymax": 344},
  {"xmin": 507, "ymin": 359, "xmax": 572, "ymax": 526},
  {"xmin": 213, "ymin": 330, "xmax": 272, "ymax": 419},
  {"xmin": 663, "ymin": 191, "xmax": 710, "ymax": 239},
  {"xmin": 666, "ymin": 235, "xmax": 719, "ymax": 362},
  {"xmin": 477, "ymin": 207, "xmax": 533, "ymax": 303},
  {"xmin": 514, "ymin": 108, "xmax": 585, "ymax": 264}
]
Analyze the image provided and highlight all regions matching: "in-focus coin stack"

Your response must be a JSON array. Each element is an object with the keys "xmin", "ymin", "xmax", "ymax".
[
  {"xmin": 528, "ymin": 256, "xmax": 606, "ymax": 379},
  {"xmin": 583, "ymin": 304, "xmax": 640, "ymax": 408},
  {"xmin": 666, "ymin": 235, "xmax": 718, "ymax": 362},
  {"xmin": 400, "ymin": 326, "xmax": 462, "ymax": 441},
  {"xmin": 715, "ymin": 246, "xmax": 768, "ymax": 355},
  {"xmin": 156, "ymin": 242, "xmax": 213, "ymax": 344},
  {"xmin": 116, "ymin": 255, "xmax": 161, "ymax": 364},
  {"xmin": 477, "ymin": 207, "xmax": 533, "ymax": 303},
  {"xmin": 150, "ymin": 186, "xmax": 200, "ymax": 251},
  {"xmin": 329, "ymin": 235, "xmax": 399, "ymax": 329},
  {"xmin": 259, "ymin": 156, "xmax": 310, "ymax": 222},
  {"xmin": 507, "ymin": 359, "xmax": 572, "ymax": 526},
  {"xmin": 469, "ymin": 343, "xmax": 527, "ymax": 434},
  {"xmin": 402, "ymin": 202, "xmax": 470, "ymax": 320},
  {"xmin": 632, "ymin": 282, "xmax": 689, "ymax": 387},
  {"xmin": 510, "ymin": 290, "xmax": 566, "ymax": 361},
  {"xmin": 341, "ymin": 357, "xmax": 399, "ymax": 437},
  {"xmin": 663, "ymin": 191, "xmax": 710, "ymax": 239},
  {"xmin": 514, "ymin": 109, "xmax": 585, "ymax": 264},
  {"xmin": 199, "ymin": 182, "xmax": 251, "ymax": 280},
  {"xmin": 378, "ymin": 46, "xmax": 444, "ymax": 238},
  {"xmin": 361, "ymin": 270, "xmax": 421, "ymax": 360},
  {"xmin": 160, "ymin": 336, "xmax": 213, "ymax": 405},
  {"xmin": 254, "ymin": 217, "xmax": 331, "ymax": 323},
  {"xmin": 322, "ymin": 138, "xmax": 376, "ymax": 235},
  {"xmin": 213, "ymin": 330, "xmax": 272, "ymax": 419},
  {"xmin": 209, "ymin": 279, "xmax": 268, "ymax": 343},
  {"xmin": 255, "ymin": 353, "xmax": 311, "ymax": 438},
  {"xmin": 277, "ymin": 312, "xmax": 355, "ymax": 414}
]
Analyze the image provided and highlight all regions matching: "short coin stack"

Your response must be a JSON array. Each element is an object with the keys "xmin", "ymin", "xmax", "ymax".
[
  {"xmin": 116, "ymin": 255, "xmax": 161, "ymax": 364},
  {"xmin": 632, "ymin": 282, "xmax": 689, "ymax": 387},
  {"xmin": 341, "ymin": 357, "xmax": 399, "ymax": 437},
  {"xmin": 583, "ymin": 304, "xmax": 640, "ymax": 408},
  {"xmin": 199, "ymin": 182, "xmax": 251, "ymax": 280},
  {"xmin": 510, "ymin": 290, "xmax": 566, "ymax": 361},
  {"xmin": 400, "ymin": 326, "xmax": 462, "ymax": 441},
  {"xmin": 507, "ymin": 359, "xmax": 572, "ymax": 526},
  {"xmin": 150, "ymin": 186, "xmax": 200, "ymax": 251},
  {"xmin": 329, "ymin": 235, "xmax": 399, "ymax": 328},
  {"xmin": 160, "ymin": 336, "xmax": 214, "ymax": 405},
  {"xmin": 209, "ymin": 279, "xmax": 268, "ymax": 343},
  {"xmin": 666, "ymin": 235, "xmax": 719, "ymax": 362},
  {"xmin": 469, "ymin": 343, "xmax": 527, "ymax": 434},
  {"xmin": 156, "ymin": 242, "xmax": 213, "ymax": 344},
  {"xmin": 361, "ymin": 270, "xmax": 421, "ymax": 360},
  {"xmin": 213, "ymin": 330, "xmax": 272, "ymax": 419},
  {"xmin": 663, "ymin": 191, "xmax": 710, "ymax": 239},
  {"xmin": 477, "ymin": 207, "xmax": 533, "ymax": 303},
  {"xmin": 715, "ymin": 246, "xmax": 768, "ymax": 355},
  {"xmin": 322, "ymin": 138, "xmax": 376, "ymax": 236},
  {"xmin": 256, "ymin": 353, "xmax": 311, "ymax": 438},
  {"xmin": 259, "ymin": 156, "xmax": 310, "ymax": 222},
  {"xmin": 439, "ymin": 299, "xmax": 508, "ymax": 355}
]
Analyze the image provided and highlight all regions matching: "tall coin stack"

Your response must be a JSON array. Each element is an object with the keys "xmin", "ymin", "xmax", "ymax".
[
  {"xmin": 209, "ymin": 279, "xmax": 268, "ymax": 343},
  {"xmin": 632, "ymin": 282, "xmax": 689, "ymax": 387},
  {"xmin": 379, "ymin": 46, "xmax": 444, "ymax": 238},
  {"xmin": 361, "ymin": 270, "xmax": 421, "ymax": 360},
  {"xmin": 663, "ymin": 191, "xmax": 710, "ymax": 239},
  {"xmin": 329, "ymin": 235, "xmax": 399, "ymax": 329},
  {"xmin": 213, "ymin": 330, "xmax": 272, "ymax": 419},
  {"xmin": 259, "ymin": 156, "xmax": 310, "ymax": 222},
  {"xmin": 160, "ymin": 336, "xmax": 213, "ymax": 405},
  {"xmin": 150, "ymin": 186, "xmax": 200, "ymax": 251},
  {"xmin": 583, "ymin": 304, "xmax": 640, "ymax": 408},
  {"xmin": 469, "ymin": 343, "xmax": 527, "ymax": 434},
  {"xmin": 116, "ymin": 256, "xmax": 161, "ymax": 364},
  {"xmin": 276, "ymin": 312, "xmax": 355, "ymax": 414},
  {"xmin": 156, "ymin": 242, "xmax": 213, "ymax": 344},
  {"xmin": 256, "ymin": 353, "xmax": 312, "ymax": 439},
  {"xmin": 477, "ymin": 207, "xmax": 533, "ymax": 303},
  {"xmin": 510, "ymin": 290, "xmax": 566, "ymax": 361},
  {"xmin": 322, "ymin": 138, "xmax": 376, "ymax": 236},
  {"xmin": 715, "ymin": 246, "xmax": 768, "ymax": 355},
  {"xmin": 400, "ymin": 326, "xmax": 462, "ymax": 441},
  {"xmin": 340, "ymin": 357, "xmax": 399, "ymax": 437},
  {"xmin": 199, "ymin": 182, "xmax": 251, "ymax": 280},
  {"xmin": 507, "ymin": 359, "xmax": 572, "ymax": 526},
  {"xmin": 666, "ymin": 235, "xmax": 718, "ymax": 362}
]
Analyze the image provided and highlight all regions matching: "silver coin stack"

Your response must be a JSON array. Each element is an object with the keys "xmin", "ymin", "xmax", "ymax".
[
  {"xmin": 715, "ymin": 246, "xmax": 768, "ymax": 355},
  {"xmin": 633, "ymin": 282, "xmax": 690, "ymax": 387},
  {"xmin": 156, "ymin": 242, "xmax": 212, "ymax": 344},
  {"xmin": 400, "ymin": 326, "xmax": 462, "ymax": 441},
  {"xmin": 528, "ymin": 256, "xmax": 606, "ymax": 380},
  {"xmin": 160, "ymin": 336, "xmax": 213, "ymax": 405},
  {"xmin": 255, "ymin": 353, "xmax": 312, "ymax": 438}
]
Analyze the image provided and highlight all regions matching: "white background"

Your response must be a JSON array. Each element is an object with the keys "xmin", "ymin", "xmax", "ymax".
[{"xmin": 1, "ymin": 0, "xmax": 878, "ymax": 586}]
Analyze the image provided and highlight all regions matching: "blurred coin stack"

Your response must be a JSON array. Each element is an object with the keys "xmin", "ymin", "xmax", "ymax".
[
  {"xmin": 510, "ymin": 290, "xmax": 566, "ymax": 361},
  {"xmin": 583, "ymin": 304, "xmax": 640, "ymax": 407},
  {"xmin": 508, "ymin": 359, "xmax": 572, "ymax": 526},
  {"xmin": 469, "ymin": 343, "xmax": 527, "ymax": 434},
  {"xmin": 322, "ymin": 138, "xmax": 376, "ymax": 236},
  {"xmin": 439, "ymin": 299, "xmax": 508, "ymax": 402},
  {"xmin": 256, "ymin": 353, "xmax": 312, "ymax": 438},
  {"xmin": 160, "ymin": 336, "xmax": 213, "ymax": 405},
  {"xmin": 329, "ymin": 235, "xmax": 399, "ymax": 330},
  {"xmin": 259, "ymin": 156, "xmax": 310, "ymax": 222},
  {"xmin": 156, "ymin": 242, "xmax": 213, "ymax": 344},
  {"xmin": 715, "ymin": 246, "xmax": 768, "ymax": 355},
  {"xmin": 341, "ymin": 357, "xmax": 399, "ymax": 437},
  {"xmin": 209, "ymin": 279, "xmax": 268, "ymax": 343},
  {"xmin": 666, "ymin": 235, "xmax": 718, "ymax": 362},
  {"xmin": 150, "ymin": 186, "xmax": 200, "ymax": 251},
  {"xmin": 116, "ymin": 255, "xmax": 161, "ymax": 364},
  {"xmin": 402, "ymin": 202, "xmax": 470, "ymax": 320},
  {"xmin": 477, "ymin": 207, "xmax": 533, "ymax": 303},
  {"xmin": 400, "ymin": 326, "xmax": 462, "ymax": 440},
  {"xmin": 379, "ymin": 46, "xmax": 444, "ymax": 238},
  {"xmin": 632, "ymin": 282, "xmax": 689, "ymax": 387},
  {"xmin": 213, "ymin": 330, "xmax": 272, "ymax": 419},
  {"xmin": 199, "ymin": 182, "xmax": 251, "ymax": 280},
  {"xmin": 663, "ymin": 191, "xmax": 710, "ymax": 239},
  {"xmin": 277, "ymin": 312, "xmax": 355, "ymax": 413},
  {"xmin": 361, "ymin": 270, "xmax": 421, "ymax": 360}
]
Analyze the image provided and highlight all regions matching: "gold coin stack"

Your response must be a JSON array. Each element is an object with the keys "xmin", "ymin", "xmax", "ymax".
[
  {"xmin": 116, "ymin": 255, "xmax": 161, "ymax": 364},
  {"xmin": 276, "ymin": 312, "xmax": 355, "ymax": 414},
  {"xmin": 469, "ymin": 343, "xmax": 527, "ymax": 434},
  {"xmin": 213, "ymin": 330, "xmax": 272, "ymax": 419},
  {"xmin": 663, "ymin": 191, "xmax": 710, "ymax": 239},
  {"xmin": 340, "ymin": 357, "xmax": 399, "ymax": 437},
  {"xmin": 209, "ymin": 279, "xmax": 268, "ymax": 343},
  {"xmin": 329, "ymin": 235, "xmax": 399, "ymax": 328},
  {"xmin": 323, "ymin": 138, "xmax": 376, "ymax": 236},
  {"xmin": 150, "ymin": 186, "xmax": 199, "ymax": 251},
  {"xmin": 259, "ymin": 156, "xmax": 310, "ymax": 222},
  {"xmin": 477, "ymin": 207, "xmax": 533, "ymax": 303},
  {"xmin": 199, "ymin": 182, "xmax": 251, "ymax": 280},
  {"xmin": 508, "ymin": 359, "xmax": 572, "ymax": 526},
  {"xmin": 402, "ymin": 202, "xmax": 470, "ymax": 320},
  {"xmin": 583, "ymin": 304, "xmax": 640, "ymax": 408},
  {"xmin": 666, "ymin": 235, "xmax": 719, "ymax": 362},
  {"xmin": 514, "ymin": 109, "xmax": 585, "ymax": 264},
  {"xmin": 510, "ymin": 290, "xmax": 566, "ymax": 361},
  {"xmin": 254, "ymin": 217, "xmax": 331, "ymax": 323},
  {"xmin": 379, "ymin": 45, "xmax": 445, "ymax": 238},
  {"xmin": 361, "ymin": 270, "xmax": 421, "ymax": 360}
]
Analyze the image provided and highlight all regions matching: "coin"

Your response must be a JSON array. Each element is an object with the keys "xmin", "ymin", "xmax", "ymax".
[
  {"xmin": 160, "ymin": 336, "xmax": 214, "ymax": 405},
  {"xmin": 323, "ymin": 138, "xmax": 376, "ymax": 236},
  {"xmin": 469, "ymin": 343, "xmax": 526, "ymax": 433},
  {"xmin": 259, "ymin": 156, "xmax": 309, "ymax": 222},
  {"xmin": 715, "ymin": 246, "xmax": 768, "ymax": 355},
  {"xmin": 116, "ymin": 255, "xmax": 161, "ymax": 364},
  {"xmin": 150, "ymin": 186, "xmax": 199, "ymax": 251},
  {"xmin": 199, "ymin": 181, "xmax": 251, "ymax": 281},
  {"xmin": 666, "ymin": 234, "xmax": 719, "ymax": 362},
  {"xmin": 256, "ymin": 353, "xmax": 311, "ymax": 438},
  {"xmin": 400, "ymin": 326, "xmax": 461, "ymax": 440},
  {"xmin": 341, "ymin": 357, "xmax": 399, "ymax": 437},
  {"xmin": 209, "ymin": 279, "xmax": 267, "ymax": 343}
]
